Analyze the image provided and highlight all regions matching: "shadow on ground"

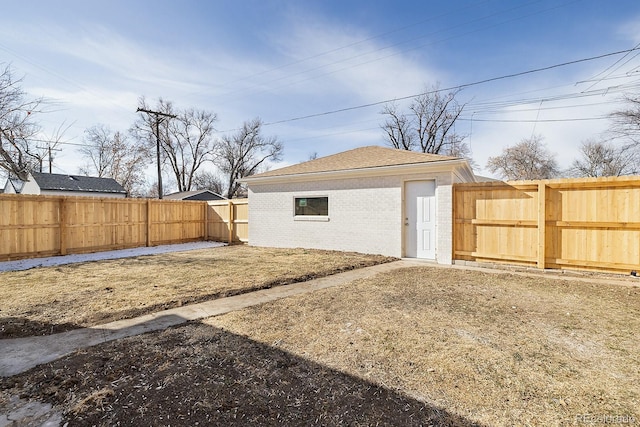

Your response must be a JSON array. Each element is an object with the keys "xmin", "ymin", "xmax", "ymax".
[{"xmin": 1, "ymin": 319, "xmax": 483, "ymax": 426}]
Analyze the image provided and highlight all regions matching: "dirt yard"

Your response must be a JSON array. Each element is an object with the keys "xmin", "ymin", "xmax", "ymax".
[
  {"xmin": 0, "ymin": 246, "xmax": 394, "ymax": 338},
  {"xmin": 1, "ymin": 259, "xmax": 639, "ymax": 425}
]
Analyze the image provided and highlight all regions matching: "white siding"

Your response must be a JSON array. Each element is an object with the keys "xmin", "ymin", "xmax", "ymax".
[
  {"xmin": 248, "ymin": 170, "xmax": 456, "ymax": 264},
  {"xmin": 21, "ymin": 177, "xmax": 41, "ymax": 195},
  {"xmin": 435, "ymin": 175, "xmax": 453, "ymax": 265},
  {"xmin": 3, "ymin": 180, "xmax": 16, "ymax": 194}
]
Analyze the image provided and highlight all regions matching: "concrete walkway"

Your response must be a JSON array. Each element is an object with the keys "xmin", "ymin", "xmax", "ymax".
[{"xmin": 1, "ymin": 260, "xmax": 422, "ymax": 377}]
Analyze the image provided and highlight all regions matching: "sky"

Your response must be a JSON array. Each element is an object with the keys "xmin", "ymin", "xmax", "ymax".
[{"xmin": 2, "ymin": 0, "xmax": 640, "ymax": 188}]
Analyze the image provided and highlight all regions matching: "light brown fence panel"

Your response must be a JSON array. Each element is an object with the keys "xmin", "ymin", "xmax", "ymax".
[
  {"xmin": 0, "ymin": 195, "xmax": 211, "ymax": 261},
  {"xmin": 232, "ymin": 200, "xmax": 249, "ymax": 242},
  {"xmin": 207, "ymin": 199, "xmax": 248, "ymax": 243},
  {"xmin": 454, "ymin": 182, "xmax": 539, "ymax": 266},
  {"xmin": 149, "ymin": 199, "xmax": 206, "ymax": 246},
  {"xmin": 453, "ymin": 176, "xmax": 640, "ymax": 274},
  {"xmin": 0, "ymin": 195, "xmax": 60, "ymax": 259},
  {"xmin": 63, "ymin": 198, "xmax": 148, "ymax": 254},
  {"xmin": 206, "ymin": 202, "xmax": 230, "ymax": 242},
  {"xmin": 544, "ymin": 180, "xmax": 640, "ymax": 272}
]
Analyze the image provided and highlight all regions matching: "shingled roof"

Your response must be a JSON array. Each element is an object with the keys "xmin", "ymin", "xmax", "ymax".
[
  {"xmin": 248, "ymin": 146, "xmax": 459, "ymax": 179},
  {"xmin": 31, "ymin": 172, "xmax": 127, "ymax": 194},
  {"xmin": 164, "ymin": 190, "xmax": 226, "ymax": 201}
]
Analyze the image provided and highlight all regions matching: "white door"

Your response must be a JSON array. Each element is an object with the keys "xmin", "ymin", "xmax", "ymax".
[{"xmin": 405, "ymin": 180, "xmax": 436, "ymax": 259}]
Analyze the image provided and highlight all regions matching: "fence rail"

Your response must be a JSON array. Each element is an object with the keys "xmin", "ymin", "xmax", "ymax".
[
  {"xmin": 453, "ymin": 176, "xmax": 640, "ymax": 274},
  {"xmin": 0, "ymin": 195, "xmax": 248, "ymax": 261}
]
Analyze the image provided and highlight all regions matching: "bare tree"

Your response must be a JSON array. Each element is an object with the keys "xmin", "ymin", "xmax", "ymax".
[
  {"xmin": 380, "ymin": 85, "xmax": 469, "ymax": 156},
  {"xmin": 78, "ymin": 124, "xmax": 151, "ymax": 196},
  {"xmin": 381, "ymin": 102, "xmax": 414, "ymax": 151},
  {"xmin": 486, "ymin": 135, "xmax": 560, "ymax": 180},
  {"xmin": 610, "ymin": 94, "xmax": 640, "ymax": 146},
  {"xmin": 607, "ymin": 94, "xmax": 640, "ymax": 174},
  {"xmin": 568, "ymin": 139, "xmax": 638, "ymax": 178},
  {"xmin": 131, "ymin": 98, "xmax": 218, "ymax": 193},
  {"xmin": 192, "ymin": 170, "xmax": 225, "ymax": 195},
  {"xmin": 216, "ymin": 118, "xmax": 282, "ymax": 198},
  {"xmin": 143, "ymin": 181, "xmax": 159, "ymax": 199},
  {"xmin": 443, "ymin": 135, "xmax": 478, "ymax": 170},
  {"xmin": 0, "ymin": 65, "xmax": 48, "ymax": 180}
]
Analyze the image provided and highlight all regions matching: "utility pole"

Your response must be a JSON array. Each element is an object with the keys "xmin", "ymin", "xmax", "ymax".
[
  {"xmin": 136, "ymin": 108, "xmax": 177, "ymax": 199},
  {"xmin": 36, "ymin": 143, "xmax": 61, "ymax": 173}
]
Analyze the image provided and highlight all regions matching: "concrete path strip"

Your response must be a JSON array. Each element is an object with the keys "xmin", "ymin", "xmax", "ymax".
[{"xmin": 1, "ymin": 260, "xmax": 422, "ymax": 377}]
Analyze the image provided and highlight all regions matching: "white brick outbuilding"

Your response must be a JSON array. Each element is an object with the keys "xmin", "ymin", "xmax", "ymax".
[{"xmin": 241, "ymin": 146, "xmax": 475, "ymax": 264}]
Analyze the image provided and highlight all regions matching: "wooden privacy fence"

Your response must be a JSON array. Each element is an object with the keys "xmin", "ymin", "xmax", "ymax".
[
  {"xmin": 0, "ymin": 195, "xmax": 248, "ymax": 261},
  {"xmin": 206, "ymin": 199, "xmax": 248, "ymax": 244},
  {"xmin": 453, "ymin": 176, "xmax": 640, "ymax": 274}
]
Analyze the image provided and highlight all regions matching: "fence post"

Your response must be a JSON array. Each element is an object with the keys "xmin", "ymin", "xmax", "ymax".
[
  {"xmin": 181, "ymin": 201, "xmax": 185, "ymax": 242},
  {"xmin": 228, "ymin": 200, "xmax": 234, "ymax": 243},
  {"xmin": 451, "ymin": 185, "xmax": 457, "ymax": 262},
  {"xmin": 59, "ymin": 197, "xmax": 67, "ymax": 255},
  {"xmin": 204, "ymin": 201, "xmax": 209, "ymax": 241},
  {"xmin": 146, "ymin": 199, "xmax": 152, "ymax": 247},
  {"xmin": 537, "ymin": 183, "xmax": 546, "ymax": 269}
]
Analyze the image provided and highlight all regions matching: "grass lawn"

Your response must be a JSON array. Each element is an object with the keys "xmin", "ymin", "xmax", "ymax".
[
  {"xmin": 0, "ymin": 245, "xmax": 394, "ymax": 338},
  {"xmin": 1, "ymin": 256, "xmax": 639, "ymax": 425}
]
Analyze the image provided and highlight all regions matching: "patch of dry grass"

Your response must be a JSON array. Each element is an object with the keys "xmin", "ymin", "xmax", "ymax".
[
  {"xmin": 209, "ymin": 266, "xmax": 640, "ymax": 426},
  {"xmin": 2, "ymin": 262, "xmax": 639, "ymax": 425},
  {"xmin": 0, "ymin": 246, "xmax": 394, "ymax": 338}
]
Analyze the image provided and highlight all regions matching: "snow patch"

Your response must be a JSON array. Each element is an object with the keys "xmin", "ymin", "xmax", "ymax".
[{"xmin": 0, "ymin": 241, "xmax": 227, "ymax": 272}]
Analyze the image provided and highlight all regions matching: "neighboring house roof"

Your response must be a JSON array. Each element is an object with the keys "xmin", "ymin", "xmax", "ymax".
[
  {"xmin": 31, "ymin": 172, "xmax": 127, "ymax": 195},
  {"xmin": 242, "ymin": 145, "xmax": 474, "ymax": 183},
  {"xmin": 164, "ymin": 190, "xmax": 226, "ymax": 201}
]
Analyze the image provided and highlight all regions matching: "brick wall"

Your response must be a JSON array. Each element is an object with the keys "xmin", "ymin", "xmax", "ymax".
[{"xmin": 248, "ymin": 171, "xmax": 456, "ymax": 263}]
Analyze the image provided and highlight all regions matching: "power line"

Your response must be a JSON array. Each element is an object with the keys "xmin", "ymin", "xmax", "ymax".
[
  {"xmin": 260, "ymin": 46, "xmax": 640, "ymax": 127},
  {"xmin": 206, "ymin": 0, "xmax": 578, "ymax": 103},
  {"xmin": 457, "ymin": 116, "xmax": 609, "ymax": 123},
  {"xmin": 581, "ymin": 41, "xmax": 640, "ymax": 92},
  {"xmin": 466, "ymin": 83, "xmax": 640, "ymax": 113}
]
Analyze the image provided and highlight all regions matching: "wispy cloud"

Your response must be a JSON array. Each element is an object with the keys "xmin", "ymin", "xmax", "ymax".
[
  {"xmin": 266, "ymin": 13, "xmax": 439, "ymax": 103},
  {"xmin": 620, "ymin": 15, "xmax": 640, "ymax": 44}
]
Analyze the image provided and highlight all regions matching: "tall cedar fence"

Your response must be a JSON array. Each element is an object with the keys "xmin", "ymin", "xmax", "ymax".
[
  {"xmin": 0, "ymin": 195, "xmax": 248, "ymax": 261},
  {"xmin": 453, "ymin": 176, "xmax": 640, "ymax": 274},
  {"xmin": 3, "ymin": 176, "xmax": 640, "ymax": 274}
]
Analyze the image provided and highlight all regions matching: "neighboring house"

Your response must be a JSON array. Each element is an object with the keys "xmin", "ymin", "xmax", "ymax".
[
  {"xmin": 240, "ymin": 145, "xmax": 475, "ymax": 264},
  {"xmin": 474, "ymin": 174, "xmax": 503, "ymax": 182},
  {"xmin": 3, "ymin": 172, "xmax": 127, "ymax": 198},
  {"xmin": 164, "ymin": 190, "xmax": 226, "ymax": 201},
  {"xmin": 2, "ymin": 178, "xmax": 22, "ymax": 194}
]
